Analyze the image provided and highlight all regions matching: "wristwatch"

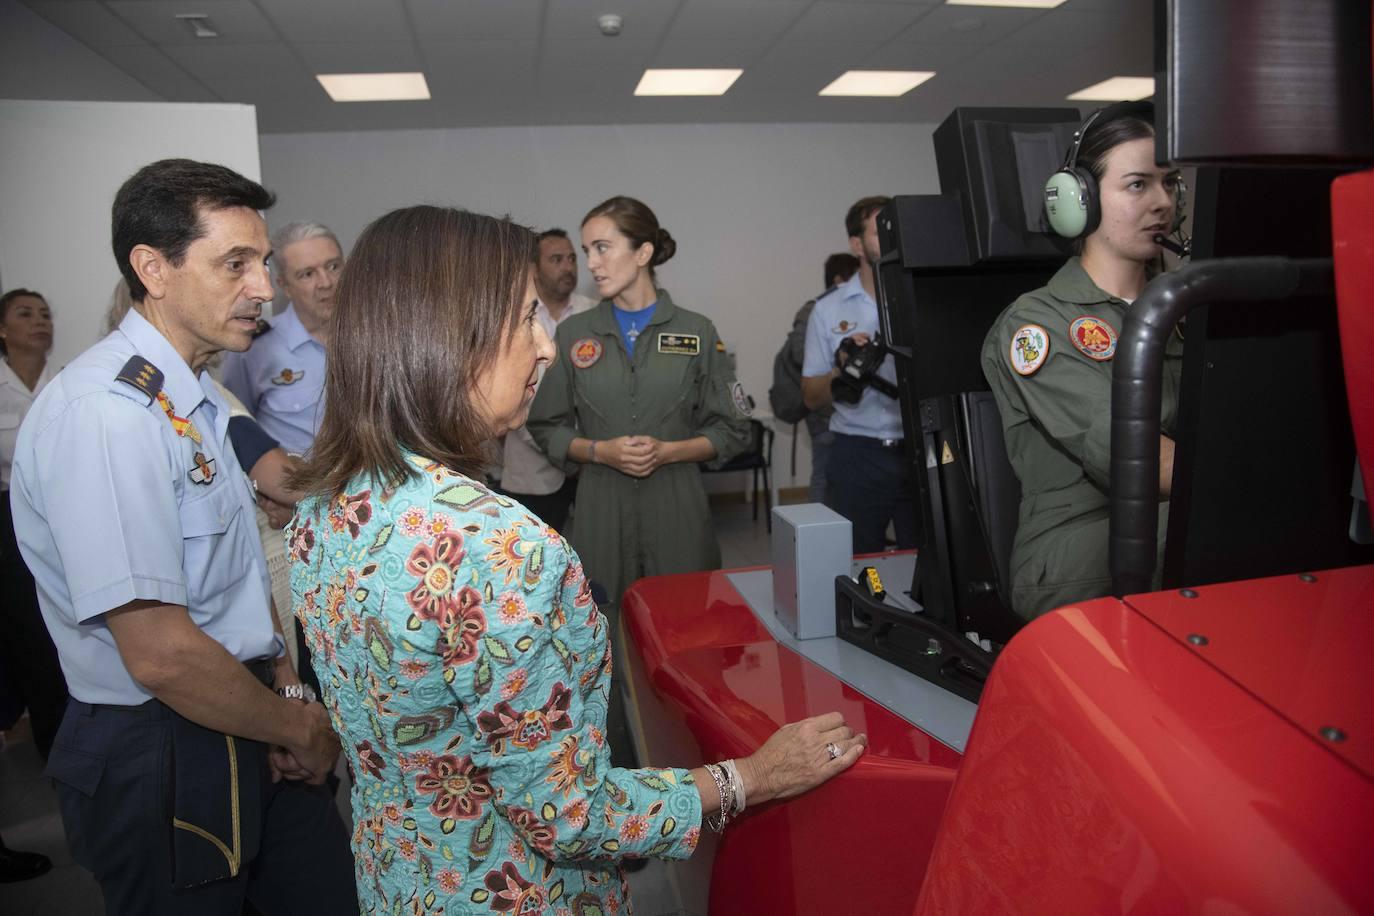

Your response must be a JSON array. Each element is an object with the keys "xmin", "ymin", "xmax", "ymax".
[{"xmin": 276, "ymin": 683, "xmax": 318, "ymax": 703}]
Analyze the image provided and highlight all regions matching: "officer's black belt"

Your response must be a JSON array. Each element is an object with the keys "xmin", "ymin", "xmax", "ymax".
[
  {"xmin": 243, "ymin": 656, "xmax": 274, "ymax": 688},
  {"xmin": 834, "ymin": 431, "xmax": 905, "ymax": 450}
]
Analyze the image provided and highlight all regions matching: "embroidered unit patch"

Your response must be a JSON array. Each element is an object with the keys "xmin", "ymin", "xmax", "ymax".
[
  {"xmin": 731, "ymin": 381, "xmax": 752, "ymax": 417},
  {"xmin": 570, "ymin": 338, "xmax": 602, "ymax": 369},
  {"xmin": 1069, "ymin": 315, "xmax": 1118, "ymax": 361},
  {"xmin": 658, "ymin": 333, "xmax": 700, "ymax": 356},
  {"xmin": 1009, "ymin": 324, "xmax": 1049, "ymax": 376}
]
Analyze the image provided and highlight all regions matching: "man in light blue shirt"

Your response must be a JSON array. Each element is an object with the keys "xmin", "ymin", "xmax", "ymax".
[
  {"xmin": 12, "ymin": 159, "xmax": 352, "ymax": 913},
  {"xmin": 219, "ymin": 220, "xmax": 341, "ymax": 455},
  {"xmin": 802, "ymin": 196, "xmax": 918, "ymax": 554}
]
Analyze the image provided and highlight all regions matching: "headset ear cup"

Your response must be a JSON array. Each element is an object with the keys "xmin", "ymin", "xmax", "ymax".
[
  {"xmin": 1044, "ymin": 167, "xmax": 1097, "ymax": 239},
  {"xmin": 1074, "ymin": 165, "xmax": 1100, "ymax": 237},
  {"xmin": 1171, "ymin": 176, "xmax": 1188, "ymax": 232}
]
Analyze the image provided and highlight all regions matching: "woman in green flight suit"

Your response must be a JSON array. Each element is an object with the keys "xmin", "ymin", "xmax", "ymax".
[
  {"xmin": 981, "ymin": 102, "xmax": 1186, "ymax": 620},
  {"xmin": 527, "ymin": 196, "xmax": 752, "ymax": 602}
]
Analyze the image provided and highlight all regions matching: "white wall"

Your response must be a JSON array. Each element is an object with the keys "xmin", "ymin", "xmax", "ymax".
[
  {"xmin": 260, "ymin": 121, "xmax": 941, "ymax": 489},
  {"xmin": 0, "ymin": 100, "xmax": 261, "ymax": 366}
]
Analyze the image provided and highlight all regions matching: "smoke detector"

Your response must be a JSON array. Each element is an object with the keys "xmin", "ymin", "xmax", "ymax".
[{"xmin": 598, "ymin": 14, "xmax": 623, "ymax": 37}]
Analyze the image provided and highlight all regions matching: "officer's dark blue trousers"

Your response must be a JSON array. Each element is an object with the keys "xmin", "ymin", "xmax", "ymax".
[
  {"xmin": 46, "ymin": 699, "xmax": 357, "ymax": 915},
  {"xmin": 825, "ymin": 432, "xmax": 919, "ymax": 555}
]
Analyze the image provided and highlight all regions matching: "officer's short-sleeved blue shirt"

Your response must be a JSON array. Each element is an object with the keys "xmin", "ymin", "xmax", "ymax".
[
  {"xmin": 11, "ymin": 309, "xmax": 281, "ymax": 706},
  {"xmin": 802, "ymin": 273, "xmax": 904, "ymax": 440},
  {"xmin": 218, "ymin": 305, "xmax": 326, "ymax": 455}
]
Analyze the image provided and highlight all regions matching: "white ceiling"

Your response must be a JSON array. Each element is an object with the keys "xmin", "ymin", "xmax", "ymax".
[{"xmin": 18, "ymin": 0, "xmax": 1152, "ymax": 133}]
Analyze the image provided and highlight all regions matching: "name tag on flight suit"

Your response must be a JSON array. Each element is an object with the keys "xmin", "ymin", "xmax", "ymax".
[{"xmin": 658, "ymin": 333, "xmax": 700, "ymax": 356}]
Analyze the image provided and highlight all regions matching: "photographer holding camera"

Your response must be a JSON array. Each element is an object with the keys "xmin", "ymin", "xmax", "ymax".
[{"xmin": 801, "ymin": 196, "xmax": 918, "ymax": 554}]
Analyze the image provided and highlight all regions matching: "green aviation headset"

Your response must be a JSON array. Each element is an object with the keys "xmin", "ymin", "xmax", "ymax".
[{"xmin": 1043, "ymin": 101, "xmax": 1187, "ymax": 243}]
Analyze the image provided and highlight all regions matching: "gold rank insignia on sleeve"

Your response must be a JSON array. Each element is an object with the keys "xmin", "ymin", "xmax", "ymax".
[
  {"xmin": 716, "ymin": 339, "xmax": 726, "ymax": 353},
  {"xmin": 658, "ymin": 333, "xmax": 700, "ymax": 355},
  {"xmin": 115, "ymin": 356, "xmax": 164, "ymax": 403}
]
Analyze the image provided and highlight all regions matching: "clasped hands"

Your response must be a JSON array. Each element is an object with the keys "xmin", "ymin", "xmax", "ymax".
[
  {"xmin": 596, "ymin": 435, "xmax": 674, "ymax": 478},
  {"xmin": 269, "ymin": 687, "xmax": 340, "ymax": 785}
]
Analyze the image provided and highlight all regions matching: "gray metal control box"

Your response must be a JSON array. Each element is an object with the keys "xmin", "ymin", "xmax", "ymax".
[{"xmin": 770, "ymin": 503, "xmax": 852, "ymax": 640}]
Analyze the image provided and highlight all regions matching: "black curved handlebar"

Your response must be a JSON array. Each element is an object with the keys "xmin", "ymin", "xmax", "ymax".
[{"xmin": 1109, "ymin": 257, "xmax": 1335, "ymax": 597}]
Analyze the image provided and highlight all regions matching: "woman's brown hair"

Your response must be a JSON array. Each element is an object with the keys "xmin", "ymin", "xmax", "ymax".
[{"xmin": 290, "ymin": 206, "xmax": 536, "ymax": 498}]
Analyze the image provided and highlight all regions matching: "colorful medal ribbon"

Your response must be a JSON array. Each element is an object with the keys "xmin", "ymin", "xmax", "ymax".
[{"xmin": 156, "ymin": 391, "xmax": 203, "ymax": 444}]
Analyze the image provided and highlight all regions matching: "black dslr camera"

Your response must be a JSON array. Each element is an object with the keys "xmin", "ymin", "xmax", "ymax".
[{"xmin": 831, "ymin": 335, "xmax": 900, "ymax": 404}]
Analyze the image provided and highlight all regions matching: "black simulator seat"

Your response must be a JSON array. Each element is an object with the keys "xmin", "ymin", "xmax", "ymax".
[{"xmin": 960, "ymin": 391, "xmax": 1021, "ymax": 612}]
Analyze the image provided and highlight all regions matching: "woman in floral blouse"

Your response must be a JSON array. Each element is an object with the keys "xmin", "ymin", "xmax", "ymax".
[{"xmin": 287, "ymin": 206, "xmax": 865, "ymax": 914}]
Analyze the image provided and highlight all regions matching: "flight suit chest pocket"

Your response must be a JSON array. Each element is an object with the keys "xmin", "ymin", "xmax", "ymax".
[{"xmin": 180, "ymin": 485, "xmax": 250, "ymax": 607}]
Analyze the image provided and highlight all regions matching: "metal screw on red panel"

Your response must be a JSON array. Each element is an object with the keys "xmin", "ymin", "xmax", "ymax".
[
  {"xmin": 1320, "ymin": 726, "xmax": 1347, "ymax": 742},
  {"xmin": 1187, "ymin": 633, "xmax": 1208, "ymax": 646},
  {"xmin": 1180, "ymin": 588, "xmax": 1199, "ymax": 598},
  {"xmin": 1299, "ymin": 573, "xmax": 1317, "ymax": 583}
]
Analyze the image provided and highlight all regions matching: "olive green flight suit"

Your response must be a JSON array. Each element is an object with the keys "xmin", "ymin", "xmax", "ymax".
[
  {"xmin": 527, "ymin": 290, "xmax": 753, "ymax": 601},
  {"xmin": 981, "ymin": 258, "xmax": 1184, "ymax": 620}
]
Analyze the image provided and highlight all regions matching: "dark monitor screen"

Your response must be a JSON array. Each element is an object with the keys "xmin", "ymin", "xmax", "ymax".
[{"xmin": 932, "ymin": 107, "xmax": 1082, "ymax": 262}]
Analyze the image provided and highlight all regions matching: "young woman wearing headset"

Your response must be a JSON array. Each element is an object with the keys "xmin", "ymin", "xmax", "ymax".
[{"xmin": 980, "ymin": 101, "xmax": 1186, "ymax": 620}]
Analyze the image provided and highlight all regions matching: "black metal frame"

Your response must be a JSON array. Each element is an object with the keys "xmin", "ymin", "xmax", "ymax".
[{"xmin": 1109, "ymin": 257, "xmax": 1335, "ymax": 595}]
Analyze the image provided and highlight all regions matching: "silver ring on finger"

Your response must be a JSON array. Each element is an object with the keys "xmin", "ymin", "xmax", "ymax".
[{"xmin": 826, "ymin": 742, "xmax": 841, "ymax": 760}]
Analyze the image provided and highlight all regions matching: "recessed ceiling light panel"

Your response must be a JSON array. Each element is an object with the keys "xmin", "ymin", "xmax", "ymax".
[
  {"xmin": 634, "ymin": 69, "xmax": 743, "ymax": 96},
  {"xmin": 819, "ymin": 70, "xmax": 935, "ymax": 98},
  {"xmin": 946, "ymin": 0, "xmax": 1067, "ymax": 8},
  {"xmin": 317, "ymin": 72, "xmax": 431, "ymax": 103},
  {"xmin": 1067, "ymin": 76, "xmax": 1155, "ymax": 101}
]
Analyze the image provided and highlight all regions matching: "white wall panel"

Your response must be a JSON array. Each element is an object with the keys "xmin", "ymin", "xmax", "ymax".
[{"xmin": 0, "ymin": 100, "xmax": 261, "ymax": 364}]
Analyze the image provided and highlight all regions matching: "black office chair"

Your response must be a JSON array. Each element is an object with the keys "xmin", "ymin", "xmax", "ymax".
[{"xmin": 702, "ymin": 419, "xmax": 775, "ymax": 531}]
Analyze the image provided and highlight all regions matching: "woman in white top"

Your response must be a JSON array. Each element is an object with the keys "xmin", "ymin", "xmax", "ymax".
[{"xmin": 0, "ymin": 290, "xmax": 68, "ymax": 752}]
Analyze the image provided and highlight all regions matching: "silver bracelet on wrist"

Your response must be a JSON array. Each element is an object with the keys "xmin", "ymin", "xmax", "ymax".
[
  {"xmin": 722, "ymin": 758, "xmax": 746, "ymax": 815},
  {"xmin": 704, "ymin": 762, "xmax": 732, "ymax": 832},
  {"xmin": 588, "ymin": 440, "xmax": 599, "ymax": 464}
]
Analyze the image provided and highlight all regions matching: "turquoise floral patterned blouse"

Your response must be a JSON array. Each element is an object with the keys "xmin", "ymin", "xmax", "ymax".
[{"xmin": 289, "ymin": 453, "xmax": 702, "ymax": 914}]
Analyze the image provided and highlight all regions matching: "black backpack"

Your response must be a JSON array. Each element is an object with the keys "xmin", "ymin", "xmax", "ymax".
[{"xmin": 768, "ymin": 298, "xmax": 815, "ymax": 424}]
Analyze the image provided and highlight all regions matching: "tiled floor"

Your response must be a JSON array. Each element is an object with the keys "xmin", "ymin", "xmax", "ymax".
[{"xmin": 0, "ymin": 503, "xmax": 774, "ymax": 915}]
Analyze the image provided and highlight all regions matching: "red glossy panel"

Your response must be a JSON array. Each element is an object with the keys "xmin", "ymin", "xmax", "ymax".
[
  {"xmin": 1331, "ymin": 169, "xmax": 1374, "ymax": 510},
  {"xmin": 1127, "ymin": 565, "xmax": 1374, "ymax": 781},
  {"xmin": 624, "ymin": 570, "xmax": 963, "ymax": 915},
  {"xmin": 918, "ymin": 599, "xmax": 1374, "ymax": 916}
]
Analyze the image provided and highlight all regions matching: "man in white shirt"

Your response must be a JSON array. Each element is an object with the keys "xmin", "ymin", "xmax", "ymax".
[{"xmin": 498, "ymin": 228, "xmax": 595, "ymax": 529}]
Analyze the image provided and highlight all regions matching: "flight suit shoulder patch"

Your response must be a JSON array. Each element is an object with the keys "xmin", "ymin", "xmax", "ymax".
[
  {"xmin": 1008, "ymin": 324, "xmax": 1049, "ymax": 377},
  {"xmin": 731, "ymin": 381, "xmax": 752, "ymax": 417},
  {"xmin": 570, "ymin": 337, "xmax": 603, "ymax": 369},
  {"xmin": 1068, "ymin": 315, "xmax": 1118, "ymax": 361},
  {"xmin": 114, "ymin": 356, "xmax": 163, "ymax": 404},
  {"xmin": 658, "ymin": 332, "xmax": 700, "ymax": 356}
]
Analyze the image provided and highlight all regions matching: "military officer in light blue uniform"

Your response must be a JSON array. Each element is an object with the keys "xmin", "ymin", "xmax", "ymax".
[
  {"xmin": 11, "ymin": 159, "xmax": 352, "ymax": 914},
  {"xmin": 802, "ymin": 195, "xmax": 918, "ymax": 554},
  {"xmin": 219, "ymin": 220, "xmax": 341, "ymax": 455}
]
